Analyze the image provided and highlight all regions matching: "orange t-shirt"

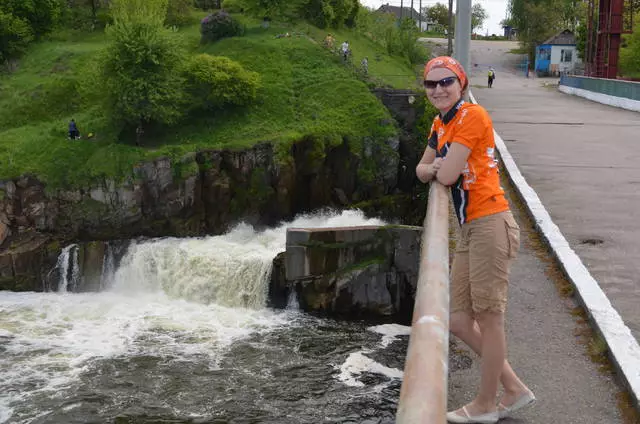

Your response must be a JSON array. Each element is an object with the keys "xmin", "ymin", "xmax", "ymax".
[{"xmin": 428, "ymin": 101, "xmax": 509, "ymax": 225}]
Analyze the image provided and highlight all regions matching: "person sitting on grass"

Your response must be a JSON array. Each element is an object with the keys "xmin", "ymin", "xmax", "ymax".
[{"xmin": 68, "ymin": 119, "xmax": 80, "ymax": 140}]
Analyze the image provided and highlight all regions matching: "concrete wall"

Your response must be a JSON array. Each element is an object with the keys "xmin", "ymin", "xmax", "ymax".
[
  {"xmin": 559, "ymin": 75, "xmax": 640, "ymax": 113},
  {"xmin": 273, "ymin": 225, "xmax": 422, "ymax": 321}
]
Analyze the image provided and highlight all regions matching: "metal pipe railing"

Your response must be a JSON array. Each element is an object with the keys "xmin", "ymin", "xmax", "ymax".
[{"xmin": 396, "ymin": 181, "xmax": 451, "ymax": 424}]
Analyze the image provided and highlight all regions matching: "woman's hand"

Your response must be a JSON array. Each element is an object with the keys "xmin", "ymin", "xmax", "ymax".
[{"xmin": 416, "ymin": 158, "xmax": 444, "ymax": 183}]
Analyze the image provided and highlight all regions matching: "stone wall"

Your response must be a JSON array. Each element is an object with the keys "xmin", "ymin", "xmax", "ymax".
[{"xmin": 270, "ymin": 226, "xmax": 422, "ymax": 323}]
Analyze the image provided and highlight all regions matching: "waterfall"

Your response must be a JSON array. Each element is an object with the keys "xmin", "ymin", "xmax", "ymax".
[
  {"xmin": 50, "ymin": 210, "xmax": 385, "ymax": 306},
  {"xmin": 100, "ymin": 242, "xmax": 116, "ymax": 290},
  {"xmin": 54, "ymin": 244, "xmax": 79, "ymax": 293}
]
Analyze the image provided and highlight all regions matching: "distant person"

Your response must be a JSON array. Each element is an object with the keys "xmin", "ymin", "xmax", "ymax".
[
  {"xmin": 416, "ymin": 56, "xmax": 535, "ymax": 423},
  {"xmin": 361, "ymin": 57, "xmax": 368, "ymax": 75},
  {"xmin": 324, "ymin": 33, "xmax": 335, "ymax": 50},
  {"xmin": 341, "ymin": 40, "xmax": 350, "ymax": 62},
  {"xmin": 68, "ymin": 119, "xmax": 80, "ymax": 140},
  {"xmin": 488, "ymin": 67, "xmax": 496, "ymax": 88}
]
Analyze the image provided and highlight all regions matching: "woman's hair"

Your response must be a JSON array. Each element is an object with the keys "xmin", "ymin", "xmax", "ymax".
[{"xmin": 424, "ymin": 56, "xmax": 469, "ymax": 91}]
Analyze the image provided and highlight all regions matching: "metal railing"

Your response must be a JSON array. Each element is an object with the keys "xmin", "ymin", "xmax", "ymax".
[
  {"xmin": 560, "ymin": 75, "xmax": 640, "ymax": 101},
  {"xmin": 396, "ymin": 181, "xmax": 451, "ymax": 424}
]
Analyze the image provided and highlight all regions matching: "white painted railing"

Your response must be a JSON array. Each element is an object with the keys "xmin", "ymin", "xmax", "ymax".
[{"xmin": 396, "ymin": 181, "xmax": 450, "ymax": 423}]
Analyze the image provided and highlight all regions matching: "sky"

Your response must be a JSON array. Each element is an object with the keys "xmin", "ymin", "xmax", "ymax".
[{"xmin": 360, "ymin": 0, "xmax": 509, "ymax": 36}]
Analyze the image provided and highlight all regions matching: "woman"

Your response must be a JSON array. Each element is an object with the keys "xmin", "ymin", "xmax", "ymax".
[{"xmin": 416, "ymin": 57, "xmax": 535, "ymax": 424}]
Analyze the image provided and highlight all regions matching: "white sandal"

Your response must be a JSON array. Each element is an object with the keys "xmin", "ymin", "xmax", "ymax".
[
  {"xmin": 498, "ymin": 390, "xmax": 536, "ymax": 418},
  {"xmin": 446, "ymin": 405, "xmax": 499, "ymax": 423}
]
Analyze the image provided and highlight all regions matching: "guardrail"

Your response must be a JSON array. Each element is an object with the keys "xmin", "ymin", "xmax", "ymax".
[
  {"xmin": 560, "ymin": 75, "xmax": 640, "ymax": 101},
  {"xmin": 396, "ymin": 181, "xmax": 450, "ymax": 423},
  {"xmin": 559, "ymin": 75, "xmax": 640, "ymax": 113}
]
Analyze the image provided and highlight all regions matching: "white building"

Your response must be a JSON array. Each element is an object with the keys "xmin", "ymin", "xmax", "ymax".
[{"xmin": 535, "ymin": 30, "xmax": 581, "ymax": 76}]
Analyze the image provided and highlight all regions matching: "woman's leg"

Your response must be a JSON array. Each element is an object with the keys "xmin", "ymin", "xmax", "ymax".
[
  {"xmin": 450, "ymin": 311, "xmax": 528, "ymax": 397},
  {"xmin": 449, "ymin": 212, "xmax": 531, "ymax": 416}
]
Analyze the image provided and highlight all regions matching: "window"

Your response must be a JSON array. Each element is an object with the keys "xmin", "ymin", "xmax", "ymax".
[{"xmin": 561, "ymin": 49, "xmax": 573, "ymax": 63}]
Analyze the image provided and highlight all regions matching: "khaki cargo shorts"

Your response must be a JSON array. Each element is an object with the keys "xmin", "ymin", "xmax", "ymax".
[{"xmin": 451, "ymin": 210, "xmax": 520, "ymax": 314}]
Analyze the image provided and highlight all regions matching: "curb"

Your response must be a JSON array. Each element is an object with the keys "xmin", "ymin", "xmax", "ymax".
[{"xmin": 469, "ymin": 90, "xmax": 640, "ymax": 411}]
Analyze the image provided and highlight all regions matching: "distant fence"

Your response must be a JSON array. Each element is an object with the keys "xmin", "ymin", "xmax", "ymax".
[{"xmin": 559, "ymin": 75, "xmax": 640, "ymax": 112}]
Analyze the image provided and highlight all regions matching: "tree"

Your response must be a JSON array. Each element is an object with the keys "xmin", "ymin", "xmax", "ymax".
[
  {"xmin": 0, "ymin": 10, "xmax": 34, "ymax": 68},
  {"xmin": 0, "ymin": 0, "xmax": 62, "ymax": 39},
  {"xmin": 101, "ymin": 0, "xmax": 186, "ymax": 143},
  {"xmin": 508, "ymin": 0, "xmax": 571, "ymax": 60},
  {"xmin": 238, "ymin": 0, "xmax": 305, "ymax": 20},
  {"xmin": 423, "ymin": 2, "xmax": 451, "ymax": 28},
  {"xmin": 620, "ymin": 12, "xmax": 640, "ymax": 77},
  {"xmin": 471, "ymin": 2, "xmax": 487, "ymax": 33}
]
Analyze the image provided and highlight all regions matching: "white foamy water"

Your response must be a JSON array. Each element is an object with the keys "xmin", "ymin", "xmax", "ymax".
[
  {"xmin": 0, "ymin": 210, "xmax": 386, "ymax": 423},
  {"xmin": 338, "ymin": 352, "xmax": 404, "ymax": 388},
  {"xmin": 336, "ymin": 324, "xmax": 410, "ymax": 389},
  {"xmin": 369, "ymin": 323, "xmax": 412, "ymax": 348}
]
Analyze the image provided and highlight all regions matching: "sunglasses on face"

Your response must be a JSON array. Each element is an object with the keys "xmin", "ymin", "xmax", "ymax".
[{"xmin": 423, "ymin": 76, "xmax": 458, "ymax": 89}]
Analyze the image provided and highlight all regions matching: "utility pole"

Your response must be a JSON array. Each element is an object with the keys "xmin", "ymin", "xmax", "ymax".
[
  {"xmin": 454, "ymin": 0, "xmax": 471, "ymax": 74},
  {"xmin": 447, "ymin": 0, "xmax": 454, "ymax": 55},
  {"xmin": 411, "ymin": 0, "xmax": 415, "ymax": 20},
  {"xmin": 419, "ymin": 0, "xmax": 423, "ymax": 32},
  {"xmin": 401, "ymin": 0, "xmax": 404, "ymax": 19}
]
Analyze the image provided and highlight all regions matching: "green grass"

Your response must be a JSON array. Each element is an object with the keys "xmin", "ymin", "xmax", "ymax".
[
  {"xmin": 0, "ymin": 14, "xmax": 419, "ymax": 190},
  {"xmin": 298, "ymin": 22, "xmax": 422, "ymax": 90},
  {"xmin": 508, "ymin": 47, "xmax": 528, "ymax": 55}
]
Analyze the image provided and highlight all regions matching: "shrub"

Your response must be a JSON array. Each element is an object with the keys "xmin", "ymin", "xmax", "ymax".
[
  {"xmin": 166, "ymin": 0, "xmax": 193, "ymax": 26},
  {"xmin": 200, "ymin": 10, "xmax": 243, "ymax": 43},
  {"xmin": 221, "ymin": 0, "xmax": 244, "ymax": 13},
  {"xmin": 194, "ymin": 0, "xmax": 221, "ymax": 10},
  {"xmin": 184, "ymin": 53, "xmax": 260, "ymax": 110},
  {"xmin": 303, "ymin": 0, "xmax": 359, "ymax": 28},
  {"xmin": 0, "ymin": 0, "xmax": 62, "ymax": 39},
  {"xmin": 0, "ymin": 11, "xmax": 34, "ymax": 65}
]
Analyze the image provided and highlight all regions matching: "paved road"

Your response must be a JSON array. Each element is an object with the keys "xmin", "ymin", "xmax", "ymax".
[{"xmin": 421, "ymin": 40, "xmax": 635, "ymax": 422}]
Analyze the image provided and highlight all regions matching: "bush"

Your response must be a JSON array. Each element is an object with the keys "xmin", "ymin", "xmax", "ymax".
[
  {"xmin": 356, "ymin": 10, "xmax": 426, "ymax": 65},
  {"xmin": 0, "ymin": 0, "xmax": 62, "ymax": 39},
  {"xmin": 0, "ymin": 10, "xmax": 34, "ymax": 65},
  {"xmin": 184, "ymin": 53, "xmax": 260, "ymax": 110},
  {"xmin": 303, "ymin": 0, "xmax": 359, "ymax": 28},
  {"xmin": 166, "ymin": 0, "xmax": 193, "ymax": 26},
  {"xmin": 200, "ymin": 10, "xmax": 243, "ymax": 43},
  {"xmin": 221, "ymin": 0, "xmax": 244, "ymax": 13},
  {"xmin": 194, "ymin": 0, "xmax": 221, "ymax": 10},
  {"xmin": 620, "ymin": 13, "xmax": 640, "ymax": 78}
]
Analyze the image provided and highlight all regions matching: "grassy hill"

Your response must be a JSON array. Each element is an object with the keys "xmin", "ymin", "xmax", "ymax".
[{"xmin": 0, "ymin": 13, "xmax": 424, "ymax": 190}]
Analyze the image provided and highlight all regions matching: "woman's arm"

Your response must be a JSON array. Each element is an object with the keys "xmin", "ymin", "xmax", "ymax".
[
  {"xmin": 416, "ymin": 146, "xmax": 442, "ymax": 183},
  {"xmin": 436, "ymin": 143, "xmax": 471, "ymax": 186}
]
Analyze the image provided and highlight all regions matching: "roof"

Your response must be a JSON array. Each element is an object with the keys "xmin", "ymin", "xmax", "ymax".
[
  {"xmin": 541, "ymin": 29, "xmax": 576, "ymax": 45},
  {"xmin": 377, "ymin": 4, "xmax": 427, "ymax": 21}
]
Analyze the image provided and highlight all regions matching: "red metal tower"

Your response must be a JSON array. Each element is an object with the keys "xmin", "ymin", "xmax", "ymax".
[{"xmin": 586, "ymin": 0, "xmax": 634, "ymax": 78}]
